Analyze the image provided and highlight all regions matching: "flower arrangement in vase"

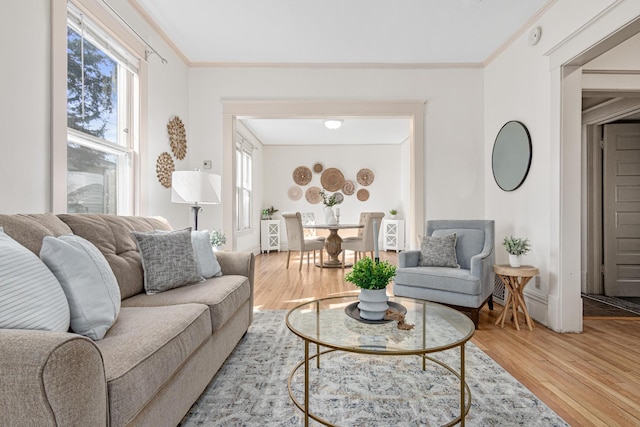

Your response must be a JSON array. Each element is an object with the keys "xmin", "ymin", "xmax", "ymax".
[
  {"xmin": 345, "ymin": 257, "xmax": 397, "ymax": 320},
  {"xmin": 319, "ymin": 189, "xmax": 341, "ymax": 225},
  {"xmin": 502, "ymin": 235, "xmax": 531, "ymax": 267}
]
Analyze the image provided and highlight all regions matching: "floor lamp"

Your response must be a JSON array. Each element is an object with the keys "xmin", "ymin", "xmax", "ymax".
[{"xmin": 171, "ymin": 170, "xmax": 221, "ymax": 230}]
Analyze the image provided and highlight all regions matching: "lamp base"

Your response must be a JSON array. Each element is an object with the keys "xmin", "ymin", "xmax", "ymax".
[{"xmin": 191, "ymin": 204, "xmax": 203, "ymax": 230}]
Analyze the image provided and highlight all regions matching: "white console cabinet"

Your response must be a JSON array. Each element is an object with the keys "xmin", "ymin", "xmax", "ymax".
[
  {"xmin": 383, "ymin": 219, "xmax": 404, "ymax": 252},
  {"xmin": 260, "ymin": 220, "xmax": 281, "ymax": 253}
]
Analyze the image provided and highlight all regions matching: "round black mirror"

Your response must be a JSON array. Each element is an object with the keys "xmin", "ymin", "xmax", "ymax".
[{"xmin": 492, "ymin": 121, "xmax": 532, "ymax": 191}]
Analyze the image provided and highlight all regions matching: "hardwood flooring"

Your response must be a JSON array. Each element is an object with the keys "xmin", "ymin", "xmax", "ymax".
[{"xmin": 253, "ymin": 250, "xmax": 640, "ymax": 426}]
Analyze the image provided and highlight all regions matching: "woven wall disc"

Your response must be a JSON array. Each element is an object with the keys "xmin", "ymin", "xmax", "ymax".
[
  {"xmin": 156, "ymin": 152, "xmax": 175, "ymax": 188},
  {"xmin": 342, "ymin": 180, "xmax": 355, "ymax": 195},
  {"xmin": 356, "ymin": 188, "xmax": 370, "ymax": 202},
  {"xmin": 288, "ymin": 186, "xmax": 302, "ymax": 201},
  {"xmin": 167, "ymin": 116, "xmax": 187, "ymax": 160},
  {"xmin": 356, "ymin": 168, "xmax": 374, "ymax": 186},
  {"xmin": 305, "ymin": 186, "xmax": 322, "ymax": 204},
  {"xmin": 293, "ymin": 166, "xmax": 312, "ymax": 186},
  {"xmin": 320, "ymin": 167, "xmax": 345, "ymax": 192},
  {"xmin": 313, "ymin": 163, "xmax": 323, "ymax": 173}
]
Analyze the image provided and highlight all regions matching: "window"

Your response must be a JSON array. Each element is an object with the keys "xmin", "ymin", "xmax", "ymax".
[
  {"xmin": 236, "ymin": 136, "xmax": 253, "ymax": 231},
  {"xmin": 66, "ymin": 4, "xmax": 139, "ymax": 214}
]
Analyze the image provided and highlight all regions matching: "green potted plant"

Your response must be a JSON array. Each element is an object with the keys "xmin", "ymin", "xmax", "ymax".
[
  {"xmin": 345, "ymin": 257, "xmax": 397, "ymax": 320},
  {"xmin": 502, "ymin": 235, "xmax": 531, "ymax": 267},
  {"xmin": 210, "ymin": 229, "xmax": 226, "ymax": 251},
  {"xmin": 389, "ymin": 209, "xmax": 398, "ymax": 219},
  {"xmin": 262, "ymin": 206, "xmax": 278, "ymax": 220}
]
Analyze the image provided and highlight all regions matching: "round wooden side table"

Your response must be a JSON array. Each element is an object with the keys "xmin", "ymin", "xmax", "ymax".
[{"xmin": 493, "ymin": 264, "xmax": 539, "ymax": 331}]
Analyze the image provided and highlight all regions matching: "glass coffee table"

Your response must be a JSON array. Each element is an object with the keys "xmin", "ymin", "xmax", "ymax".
[{"xmin": 285, "ymin": 295, "xmax": 475, "ymax": 426}]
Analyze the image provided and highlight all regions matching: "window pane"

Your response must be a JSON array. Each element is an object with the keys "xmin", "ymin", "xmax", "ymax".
[
  {"xmin": 242, "ymin": 189, "xmax": 251, "ymax": 229},
  {"xmin": 67, "ymin": 142, "xmax": 120, "ymax": 214},
  {"xmin": 67, "ymin": 27, "xmax": 118, "ymax": 143}
]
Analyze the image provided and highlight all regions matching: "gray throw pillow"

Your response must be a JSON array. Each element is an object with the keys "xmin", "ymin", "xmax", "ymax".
[
  {"xmin": 131, "ymin": 228, "xmax": 203, "ymax": 294},
  {"xmin": 192, "ymin": 230, "xmax": 222, "ymax": 278},
  {"xmin": 418, "ymin": 233, "xmax": 460, "ymax": 268},
  {"xmin": 40, "ymin": 235, "xmax": 121, "ymax": 340},
  {"xmin": 0, "ymin": 231, "xmax": 70, "ymax": 332}
]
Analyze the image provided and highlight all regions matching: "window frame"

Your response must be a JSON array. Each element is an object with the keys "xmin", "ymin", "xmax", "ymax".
[
  {"xmin": 51, "ymin": 0, "xmax": 147, "ymax": 214},
  {"xmin": 235, "ymin": 134, "xmax": 254, "ymax": 233}
]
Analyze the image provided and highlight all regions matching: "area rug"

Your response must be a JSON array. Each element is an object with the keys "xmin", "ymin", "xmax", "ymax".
[
  {"xmin": 582, "ymin": 294, "xmax": 640, "ymax": 316},
  {"xmin": 179, "ymin": 311, "xmax": 568, "ymax": 426}
]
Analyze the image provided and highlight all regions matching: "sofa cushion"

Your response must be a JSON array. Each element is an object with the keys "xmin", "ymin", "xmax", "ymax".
[
  {"xmin": 418, "ymin": 233, "xmax": 459, "ymax": 268},
  {"xmin": 0, "ymin": 231, "xmax": 70, "ymax": 332},
  {"xmin": 57, "ymin": 214, "xmax": 172, "ymax": 299},
  {"xmin": 0, "ymin": 214, "xmax": 73, "ymax": 255},
  {"xmin": 122, "ymin": 275, "xmax": 251, "ymax": 332},
  {"xmin": 95, "ymin": 304, "xmax": 211, "ymax": 427},
  {"xmin": 131, "ymin": 228, "xmax": 203, "ymax": 294},
  {"xmin": 394, "ymin": 266, "xmax": 482, "ymax": 296},
  {"xmin": 40, "ymin": 235, "xmax": 121, "ymax": 340},
  {"xmin": 432, "ymin": 228, "xmax": 484, "ymax": 270}
]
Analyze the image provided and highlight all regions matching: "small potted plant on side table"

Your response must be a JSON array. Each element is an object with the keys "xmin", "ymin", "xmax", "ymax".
[
  {"xmin": 502, "ymin": 235, "xmax": 531, "ymax": 267},
  {"xmin": 389, "ymin": 209, "xmax": 398, "ymax": 219},
  {"xmin": 345, "ymin": 257, "xmax": 397, "ymax": 320}
]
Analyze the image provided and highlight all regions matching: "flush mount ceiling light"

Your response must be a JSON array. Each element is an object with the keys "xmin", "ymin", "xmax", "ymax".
[{"xmin": 324, "ymin": 119, "xmax": 343, "ymax": 130}]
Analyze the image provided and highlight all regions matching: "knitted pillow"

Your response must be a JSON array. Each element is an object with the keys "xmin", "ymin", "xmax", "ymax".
[{"xmin": 418, "ymin": 233, "xmax": 460, "ymax": 268}]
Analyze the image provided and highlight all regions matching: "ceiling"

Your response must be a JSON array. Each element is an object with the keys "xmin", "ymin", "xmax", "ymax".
[{"xmin": 134, "ymin": 0, "xmax": 549, "ymax": 145}]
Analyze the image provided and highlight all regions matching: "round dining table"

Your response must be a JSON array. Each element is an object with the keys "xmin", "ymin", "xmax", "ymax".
[{"xmin": 303, "ymin": 223, "xmax": 363, "ymax": 268}]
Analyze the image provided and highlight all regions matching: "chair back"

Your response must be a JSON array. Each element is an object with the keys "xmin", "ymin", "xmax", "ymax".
[
  {"xmin": 361, "ymin": 212, "xmax": 385, "ymax": 251},
  {"xmin": 427, "ymin": 220, "xmax": 494, "ymax": 270},
  {"xmin": 283, "ymin": 212, "xmax": 304, "ymax": 251},
  {"xmin": 301, "ymin": 212, "xmax": 317, "ymax": 238}
]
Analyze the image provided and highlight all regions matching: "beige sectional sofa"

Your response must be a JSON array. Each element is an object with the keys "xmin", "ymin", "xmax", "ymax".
[{"xmin": 0, "ymin": 213, "xmax": 255, "ymax": 427}]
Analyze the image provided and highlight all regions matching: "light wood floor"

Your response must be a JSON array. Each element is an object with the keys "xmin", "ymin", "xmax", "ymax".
[{"xmin": 253, "ymin": 250, "xmax": 640, "ymax": 426}]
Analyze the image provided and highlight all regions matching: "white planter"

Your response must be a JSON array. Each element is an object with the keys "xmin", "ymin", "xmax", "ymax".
[
  {"xmin": 357, "ymin": 288, "xmax": 389, "ymax": 320},
  {"xmin": 324, "ymin": 206, "xmax": 337, "ymax": 225},
  {"xmin": 508, "ymin": 254, "xmax": 521, "ymax": 268}
]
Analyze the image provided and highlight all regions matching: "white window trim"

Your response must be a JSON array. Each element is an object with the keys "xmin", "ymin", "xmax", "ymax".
[
  {"xmin": 51, "ymin": 0, "xmax": 147, "ymax": 214},
  {"xmin": 235, "ymin": 133, "xmax": 254, "ymax": 234}
]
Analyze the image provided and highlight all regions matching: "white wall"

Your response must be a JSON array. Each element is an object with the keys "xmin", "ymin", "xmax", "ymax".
[
  {"xmin": 0, "ymin": 0, "xmax": 191, "ymax": 227},
  {"xmin": 189, "ymin": 67, "xmax": 485, "ymax": 252},
  {"xmin": 0, "ymin": 1, "xmax": 52, "ymax": 213},
  {"xmin": 484, "ymin": 0, "xmax": 637, "ymax": 331}
]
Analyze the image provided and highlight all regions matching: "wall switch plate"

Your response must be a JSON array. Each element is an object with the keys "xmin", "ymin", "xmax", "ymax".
[{"xmin": 203, "ymin": 160, "xmax": 212, "ymax": 169}]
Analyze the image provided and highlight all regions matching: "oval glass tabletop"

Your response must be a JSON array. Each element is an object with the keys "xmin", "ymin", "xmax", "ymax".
[{"xmin": 286, "ymin": 295, "xmax": 474, "ymax": 355}]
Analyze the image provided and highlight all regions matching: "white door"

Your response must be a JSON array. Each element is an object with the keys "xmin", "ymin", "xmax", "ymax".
[{"xmin": 604, "ymin": 123, "xmax": 640, "ymax": 296}]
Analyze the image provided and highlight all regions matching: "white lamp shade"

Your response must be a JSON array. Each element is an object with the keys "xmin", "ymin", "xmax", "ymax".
[{"xmin": 171, "ymin": 171, "xmax": 221, "ymax": 204}]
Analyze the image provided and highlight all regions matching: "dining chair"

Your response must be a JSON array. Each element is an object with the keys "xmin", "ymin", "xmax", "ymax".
[
  {"xmin": 300, "ymin": 212, "xmax": 325, "ymax": 241},
  {"xmin": 283, "ymin": 212, "xmax": 325, "ymax": 271},
  {"xmin": 341, "ymin": 212, "xmax": 385, "ymax": 268}
]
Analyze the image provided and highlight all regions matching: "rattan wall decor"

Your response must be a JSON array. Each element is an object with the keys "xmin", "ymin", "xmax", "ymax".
[
  {"xmin": 305, "ymin": 186, "xmax": 322, "ymax": 204},
  {"xmin": 313, "ymin": 163, "xmax": 323, "ymax": 173},
  {"xmin": 342, "ymin": 180, "xmax": 355, "ymax": 195},
  {"xmin": 320, "ymin": 167, "xmax": 345, "ymax": 192},
  {"xmin": 356, "ymin": 188, "xmax": 370, "ymax": 201},
  {"xmin": 156, "ymin": 152, "xmax": 175, "ymax": 188},
  {"xmin": 167, "ymin": 116, "xmax": 187, "ymax": 160},
  {"xmin": 356, "ymin": 168, "xmax": 374, "ymax": 186},
  {"xmin": 293, "ymin": 166, "xmax": 313, "ymax": 186},
  {"xmin": 288, "ymin": 186, "xmax": 302, "ymax": 201}
]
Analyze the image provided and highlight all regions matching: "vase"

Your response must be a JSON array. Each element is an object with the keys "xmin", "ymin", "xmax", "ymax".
[
  {"xmin": 324, "ymin": 206, "xmax": 337, "ymax": 225},
  {"xmin": 357, "ymin": 288, "xmax": 389, "ymax": 321},
  {"xmin": 509, "ymin": 254, "xmax": 521, "ymax": 268}
]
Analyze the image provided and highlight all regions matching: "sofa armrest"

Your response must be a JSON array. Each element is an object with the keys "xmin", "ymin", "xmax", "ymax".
[
  {"xmin": 0, "ymin": 329, "xmax": 107, "ymax": 426},
  {"xmin": 470, "ymin": 249, "xmax": 496, "ymax": 298},
  {"xmin": 215, "ymin": 251, "xmax": 256, "ymax": 323},
  {"xmin": 398, "ymin": 250, "xmax": 421, "ymax": 268}
]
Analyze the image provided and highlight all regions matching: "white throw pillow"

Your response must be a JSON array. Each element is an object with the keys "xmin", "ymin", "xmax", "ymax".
[
  {"xmin": 40, "ymin": 235, "xmax": 121, "ymax": 340},
  {"xmin": 192, "ymin": 230, "xmax": 222, "ymax": 278},
  {"xmin": 0, "ymin": 231, "xmax": 70, "ymax": 332}
]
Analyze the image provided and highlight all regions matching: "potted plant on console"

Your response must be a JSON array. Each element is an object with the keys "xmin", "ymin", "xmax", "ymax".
[
  {"xmin": 503, "ymin": 235, "xmax": 531, "ymax": 268},
  {"xmin": 345, "ymin": 257, "xmax": 397, "ymax": 320}
]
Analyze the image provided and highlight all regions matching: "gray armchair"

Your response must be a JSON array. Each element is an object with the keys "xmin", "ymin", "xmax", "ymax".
[{"xmin": 393, "ymin": 220, "xmax": 495, "ymax": 328}]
